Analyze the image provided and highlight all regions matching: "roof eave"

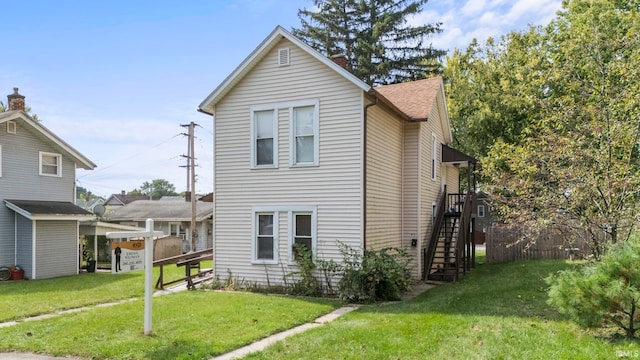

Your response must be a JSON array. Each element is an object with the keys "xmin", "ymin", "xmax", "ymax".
[{"xmin": 2, "ymin": 111, "xmax": 97, "ymax": 170}]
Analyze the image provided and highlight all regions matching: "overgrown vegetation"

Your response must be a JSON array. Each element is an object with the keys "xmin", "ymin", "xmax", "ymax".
[
  {"xmin": 336, "ymin": 242, "xmax": 412, "ymax": 303},
  {"xmin": 446, "ymin": 0, "xmax": 640, "ymax": 258},
  {"xmin": 547, "ymin": 238, "xmax": 640, "ymax": 338},
  {"xmin": 205, "ymin": 242, "xmax": 412, "ymax": 303}
]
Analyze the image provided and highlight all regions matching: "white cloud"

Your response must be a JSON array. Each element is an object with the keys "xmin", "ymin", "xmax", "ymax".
[{"xmin": 461, "ymin": 0, "xmax": 488, "ymax": 17}]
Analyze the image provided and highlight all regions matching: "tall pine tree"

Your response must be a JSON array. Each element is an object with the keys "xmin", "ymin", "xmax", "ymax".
[{"xmin": 293, "ymin": 0, "xmax": 445, "ymax": 85}]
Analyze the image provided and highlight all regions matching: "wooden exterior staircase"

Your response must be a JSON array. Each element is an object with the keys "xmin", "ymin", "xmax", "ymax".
[{"xmin": 423, "ymin": 187, "xmax": 476, "ymax": 282}]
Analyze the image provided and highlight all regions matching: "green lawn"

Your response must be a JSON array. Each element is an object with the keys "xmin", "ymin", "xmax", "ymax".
[
  {"xmin": 3, "ymin": 258, "xmax": 639, "ymax": 359},
  {"xmin": 0, "ymin": 291, "xmax": 339, "ymax": 359},
  {"xmin": 0, "ymin": 261, "xmax": 212, "ymax": 322},
  {"xmin": 243, "ymin": 260, "xmax": 640, "ymax": 360}
]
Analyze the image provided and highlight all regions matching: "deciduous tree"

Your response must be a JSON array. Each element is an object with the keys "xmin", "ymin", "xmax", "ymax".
[
  {"xmin": 132, "ymin": 179, "xmax": 178, "ymax": 200},
  {"xmin": 481, "ymin": 0, "xmax": 640, "ymax": 259}
]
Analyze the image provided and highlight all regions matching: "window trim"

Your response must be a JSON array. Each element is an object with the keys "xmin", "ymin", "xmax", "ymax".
[
  {"xmin": 289, "ymin": 100, "xmax": 319, "ymax": 167},
  {"xmin": 0, "ymin": 144, "xmax": 2, "ymax": 177},
  {"xmin": 251, "ymin": 209, "xmax": 279, "ymax": 264},
  {"xmin": 39, "ymin": 151, "xmax": 62, "ymax": 177},
  {"xmin": 287, "ymin": 207, "xmax": 317, "ymax": 264},
  {"xmin": 431, "ymin": 133, "xmax": 437, "ymax": 181},
  {"xmin": 478, "ymin": 205, "xmax": 485, "ymax": 218},
  {"xmin": 169, "ymin": 222, "xmax": 185, "ymax": 238},
  {"xmin": 7, "ymin": 121, "xmax": 16, "ymax": 134},
  {"xmin": 250, "ymin": 106, "xmax": 278, "ymax": 169}
]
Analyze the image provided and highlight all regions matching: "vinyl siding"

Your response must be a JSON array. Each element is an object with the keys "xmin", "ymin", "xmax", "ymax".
[
  {"xmin": 35, "ymin": 220, "xmax": 78, "ymax": 279},
  {"xmin": 0, "ymin": 118, "xmax": 77, "ymax": 269},
  {"xmin": 402, "ymin": 122, "xmax": 421, "ymax": 277},
  {"xmin": 213, "ymin": 38, "xmax": 364, "ymax": 284},
  {"xmin": 446, "ymin": 166, "xmax": 459, "ymax": 194},
  {"xmin": 15, "ymin": 214, "xmax": 32, "ymax": 278},
  {"xmin": 420, "ymin": 105, "xmax": 446, "ymax": 257},
  {"xmin": 366, "ymin": 104, "xmax": 403, "ymax": 250}
]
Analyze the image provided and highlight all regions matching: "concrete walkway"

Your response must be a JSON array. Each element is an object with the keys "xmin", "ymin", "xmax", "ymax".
[
  {"xmin": 0, "ymin": 282, "xmax": 435, "ymax": 360},
  {"xmin": 211, "ymin": 306, "xmax": 359, "ymax": 360}
]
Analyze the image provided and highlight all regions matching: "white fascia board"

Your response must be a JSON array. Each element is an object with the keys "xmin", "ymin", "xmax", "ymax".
[
  {"xmin": 31, "ymin": 214, "xmax": 96, "ymax": 221},
  {"xmin": 8, "ymin": 112, "xmax": 97, "ymax": 170}
]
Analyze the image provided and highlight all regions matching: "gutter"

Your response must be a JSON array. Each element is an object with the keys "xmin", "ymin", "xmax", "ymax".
[
  {"xmin": 363, "ymin": 97, "xmax": 378, "ymax": 250},
  {"xmin": 197, "ymin": 108, "xmax": 214, "ymax": 116}
]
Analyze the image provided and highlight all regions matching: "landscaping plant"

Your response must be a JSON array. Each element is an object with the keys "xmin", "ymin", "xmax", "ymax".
[
  {"xmin": 337, "ymin": 242, "xmax": 412, "ymax": 303},
  {"xmin": 546, "ymin": 238, "xmax": 640, "ymax": 338}
]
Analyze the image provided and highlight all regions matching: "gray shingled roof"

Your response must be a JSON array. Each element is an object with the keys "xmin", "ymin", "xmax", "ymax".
[
  {"xmin": 5, "ymin": 200, "xmax": 93, "ymax": 215},
  {"xmin": 108, "ymin": 200, "xmax": 213, "ymax": 222}
]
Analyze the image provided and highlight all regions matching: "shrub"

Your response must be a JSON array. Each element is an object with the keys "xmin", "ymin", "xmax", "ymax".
[
  {"xmin": 285, "ymin": 244, "xmax": 323, "ymax": 297},
  {"xmin": 546, "ymin": 239, "xmax": 640, "ymax": 338},
  {"xmin": 337, "ymin": 242, "xmax": 412, "ymax": 303}
]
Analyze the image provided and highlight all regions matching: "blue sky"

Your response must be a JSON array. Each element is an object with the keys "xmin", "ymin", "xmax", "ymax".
[{"xmin": 1, "ymin": 0, "xmax": 562, "ymax": 198}]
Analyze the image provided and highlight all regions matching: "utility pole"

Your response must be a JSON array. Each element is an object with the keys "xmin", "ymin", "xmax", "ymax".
[{"xmin": 180, "ymin": 122, "xmax": 198, "ymax": 251}]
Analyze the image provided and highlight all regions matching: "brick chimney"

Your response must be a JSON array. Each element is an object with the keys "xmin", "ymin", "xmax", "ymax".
[
  {"xmin": 7, "ymin": 88, "xmax": 25, "ymax": 111},
  {"xmin": 330, "ymin": 54, "xmax": 348, "ymax": 69}
]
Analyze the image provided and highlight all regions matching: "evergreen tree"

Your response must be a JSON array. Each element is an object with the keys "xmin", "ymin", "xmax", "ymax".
[{"xmin": 293, "ymin": 0, "xmax": 445, "ymax": 85}]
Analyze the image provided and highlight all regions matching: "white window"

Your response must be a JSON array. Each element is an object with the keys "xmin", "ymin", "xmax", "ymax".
[
  {"xmin": 431, "ymin": 134, "xmax": 437, "ymax": 180},
  {"xmin": 432, "ymin": 202, "xmax": 437, "ymax": 222},
  {"xmin": 478, "ymin": 205, "xmax": 485, "ymax": 218},
  {"xmin": 250, "ymin": 109, "xmax": 277, "ymax": 168},
  {"xmin": 39, "ymin": 151, "xmax": 61, "ymax": 177},
  {"xmin": 252, "ymin": 211, "xmax": 278, "ymax": 264},
  {"xmin": 169, "ymin": 222, "xmax": 186, "ymax": 239},
  {"xmin": 289, "ymin": 209, "xmax": 317, "ymax": 262},
  {"xmin": 290, "ymin": 102, "xmax": 319, "ymax": 166}
]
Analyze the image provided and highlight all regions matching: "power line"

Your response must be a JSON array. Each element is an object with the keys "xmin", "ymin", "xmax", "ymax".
[{"xmin": 77, "ymin": 133, "xmax": 182, "ymax": 180}]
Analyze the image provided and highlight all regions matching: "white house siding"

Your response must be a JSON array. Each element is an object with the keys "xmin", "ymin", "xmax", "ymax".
[
  {"xmin": 402, "ymin": 122, "xmax": 421, "ymax": 278},
  {"xmin": 446, "ymin": 166, "xmax": 459, "ymax": 194},
  {"xmin": 420, "ymin": 106, "xmax": 446, "ymax": 259},
  {"xmin": 212, "ymin": 38, "xmax": 364, "ymax": 285},
  {"xmin": 366, "ymin": 104, "xmax": 403, "ymax": 250},
  {"xmin": 0, "ymin": 119, "xmax": 76, "ymax": 268},
  {"xmin": 35, "ymin": 220, "xmax": 78, "ymax": 279}
]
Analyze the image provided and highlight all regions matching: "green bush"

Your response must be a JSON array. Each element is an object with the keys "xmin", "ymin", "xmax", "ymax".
[
  {"xmin": 286, "ymin": 244, "xmax": 323, "ymax": 297},
  {"xmin": 337, "ymin": 242, "xmax": 412, "ymax": 303},
  {"xmin": 546, "ymin": 239, "xmax": 640, "ymax": 338}
]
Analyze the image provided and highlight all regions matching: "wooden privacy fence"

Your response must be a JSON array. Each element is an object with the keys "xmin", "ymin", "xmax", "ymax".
[{"xmin": 485, "ymin": 225, "xmax": 590, "ymax": 263}]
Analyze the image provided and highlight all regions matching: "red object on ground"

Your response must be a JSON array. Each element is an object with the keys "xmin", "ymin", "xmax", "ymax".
[{"xmin": 10, "ymin": 268, "xmax": 24, "ymax": 280}]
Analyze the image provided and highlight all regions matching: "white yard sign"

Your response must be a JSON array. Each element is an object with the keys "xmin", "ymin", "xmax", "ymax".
[
  {"xmin": 107, "ymin": 219, "xmax": 163, "ymax": 335},
  {"xmin": 111, "ymin": 240, "xmax": 145, "ymax": 273}
]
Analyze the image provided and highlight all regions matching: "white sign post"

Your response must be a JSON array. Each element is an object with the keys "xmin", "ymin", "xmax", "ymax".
[{"xmin": 107, "ymin": 219, "xmax": 163, "ymax": 335}]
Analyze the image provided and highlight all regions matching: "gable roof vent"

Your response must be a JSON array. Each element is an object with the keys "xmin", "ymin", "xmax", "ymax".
[
  {"xmin": 7, "ymin": 121, "xmax": 16, "ymax": 134},
  {"xmin": 278, "ymin": 48, "xmax": 290, "ymax": 66}
]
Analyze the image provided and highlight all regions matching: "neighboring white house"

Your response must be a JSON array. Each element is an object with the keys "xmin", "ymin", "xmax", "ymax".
[
  {"xmin": 0, "ymin": 88, "xmax": 97, "ymax": 279},
  {"xmin": 197, "ymin": 26, "xmax": 474, "ymax": 285}
]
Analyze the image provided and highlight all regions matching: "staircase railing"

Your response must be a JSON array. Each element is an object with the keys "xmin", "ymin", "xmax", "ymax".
[
  {"xmin": 424, "ymin": 187, "xmax": 447, "ymax": 280},
  {"xmin": 454, "ymin": 192, "xmax": 472, "ymax": 281}
]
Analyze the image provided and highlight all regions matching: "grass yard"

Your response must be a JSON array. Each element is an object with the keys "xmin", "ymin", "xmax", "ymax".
[
  {"xmin": 243, "ymin": 259, "xmax": 640, "ymax": 360},
  {"xmin": 0, "ymin": 291, "xmax": 340, "ymax": 359},
  {"xmin": 3, "ymin": 257, "xmax": 640, "ymax": 359},
  {"xmin": 0, "ymin": 261, "xmax": 212, "ymax": 322}
]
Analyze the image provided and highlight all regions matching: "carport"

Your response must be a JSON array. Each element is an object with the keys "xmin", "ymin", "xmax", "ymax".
[{"xmin": 79, "ymin": 221, "xmax": 145, "ymax": 270}]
